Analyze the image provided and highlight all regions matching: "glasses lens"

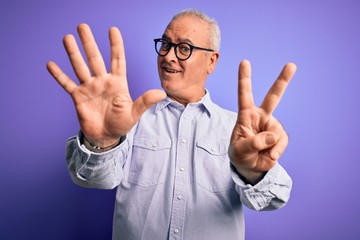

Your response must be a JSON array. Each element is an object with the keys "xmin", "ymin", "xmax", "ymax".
[
  {"xmin": 156, "ymin": 39, "xmax": 170, "ymax": 56},
  {"xmin": 177, "ymin": 43, "xmax": 192, "ymax": 60},
  {"xmin": 154, "ymin": 39, "xmax": 193, "ymax": 60}
]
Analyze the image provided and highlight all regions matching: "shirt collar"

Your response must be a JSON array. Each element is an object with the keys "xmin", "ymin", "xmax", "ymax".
[{"xmin": 154, "ymin": 89, "xmax": 215, "ymax": 117}]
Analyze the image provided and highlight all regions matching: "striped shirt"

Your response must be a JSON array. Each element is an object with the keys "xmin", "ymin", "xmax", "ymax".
[{"xmin": 66, "ymin": 91, "xmax": 292, "ymax": 240}]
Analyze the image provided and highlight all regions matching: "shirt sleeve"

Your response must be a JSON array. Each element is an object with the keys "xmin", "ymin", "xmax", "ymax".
[
  {"xmin": 65, "ymin": 131, "xmax": 130, "ymax": 190},
  {"xmin": 231, "ymin": 162, "xmax": 293, "ymax": 211}
]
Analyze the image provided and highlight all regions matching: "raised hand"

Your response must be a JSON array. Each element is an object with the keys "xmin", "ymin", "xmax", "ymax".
[
  {"xmin": 228, "ymin": 60, "xmax": 297, "ymax": 185},
  {"xmin": 47, "ymin": 24, "xmax": 166, "ymax": 147}
]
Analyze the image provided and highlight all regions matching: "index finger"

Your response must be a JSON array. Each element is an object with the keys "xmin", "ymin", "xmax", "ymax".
[
  {"xmin": 260, "ymin": 63, "xmax": 297, "ymax": 114},
  {"xmin": 109, "ymin": 27, "xmax": 126, "ymax": 77},
  {"xmin": 238, "ymin": 60, "xmax": 255, "ymax": 111}
]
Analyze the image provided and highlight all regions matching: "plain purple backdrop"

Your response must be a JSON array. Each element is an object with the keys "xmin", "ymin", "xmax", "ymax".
[{"xmin": 1, "ymin": 0, "xmax": 359, "ymax": 239}]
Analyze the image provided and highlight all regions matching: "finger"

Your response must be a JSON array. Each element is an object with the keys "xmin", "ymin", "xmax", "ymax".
[
  {"xmin": 132, "ymin": 90, "xmax": 167, "ymax": 119},
  {"xmin": 238, "ymin": 60, "xmax": 255, "ymax": 111},
  {"xmin": 63, "ymin": 34, "xmax": 92, "ymax": 83},
  {"xmin": 269, "ymin": 130, "xmax": 288, "ymax": 160},
  {"xmin": 77, "ymin": 23, "xmax": 107, "ymax": 76},
  {"xmin": 46, "ymin": 61, "xmax": 77, "ymax": 94},
  {"xmin": 235, "ymin": 131, "xmax": 278, "ymax": 156},
  {"xmin": 260, "ymin": 63, "xmax": 297, "ymax": 114},
  {"xmin": 109, "ymin": 27, "xmax": 126, "ymax": 77}
]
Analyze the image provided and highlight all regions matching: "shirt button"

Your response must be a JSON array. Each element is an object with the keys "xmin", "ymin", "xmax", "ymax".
[
  {"xmin": 181, "ymin": 139, "xmax": 187, "ymax": 143},
  {"xmin": 179, "ymin": 167, "xmax": 185, "ymax": 172},
  {"xmin": 174, "ymin": 228, "xmax": 180, "ymax": 234},
  {"xmin": 152, "ymin": 142, "xmax": 158, "ymax": 147},
  {"xmin": 177, "ymin": 194, "xmax": 183, "ymax": 200}
]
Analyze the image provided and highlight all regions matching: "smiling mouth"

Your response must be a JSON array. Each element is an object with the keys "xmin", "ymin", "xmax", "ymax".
[{"xmin": 164, "ymin": 67, "xmax": 180, "ymax": 73}]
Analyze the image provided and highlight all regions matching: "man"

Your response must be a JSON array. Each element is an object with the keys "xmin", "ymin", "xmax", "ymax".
[{"xmin": 47, "ymin": 9, "xmax": 296, "ymax": 240}]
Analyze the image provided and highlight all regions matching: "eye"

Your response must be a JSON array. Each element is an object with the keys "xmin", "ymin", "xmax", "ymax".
[
  {"xmin": 160, "ymin": 40, "xmax": 171, "ymax": 50},
  {"xmin": 178, "ymin": 44, "xmax": 191, "ymax": 54}
]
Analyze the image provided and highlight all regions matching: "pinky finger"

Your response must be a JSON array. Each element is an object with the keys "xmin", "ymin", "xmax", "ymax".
[{"xmin": 47, "ymin": 61, "xmax": 77, "ymax": 94}]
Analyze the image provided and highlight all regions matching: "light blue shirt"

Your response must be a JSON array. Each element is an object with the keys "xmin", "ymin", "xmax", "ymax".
[{"xmin": 66, "ymin": 92, "xmax": 292, "ymax": 240}]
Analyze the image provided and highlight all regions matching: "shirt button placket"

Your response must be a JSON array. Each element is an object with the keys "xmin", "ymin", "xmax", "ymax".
[{"xmin": 169, "ymin": 109, "xmax": 190, "ymax": 240}]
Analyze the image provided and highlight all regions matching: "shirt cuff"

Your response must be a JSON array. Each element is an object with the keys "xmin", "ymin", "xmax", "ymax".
[{"xmin": 231, "ymin": 162, "xmax": 292, "ymax": 211}]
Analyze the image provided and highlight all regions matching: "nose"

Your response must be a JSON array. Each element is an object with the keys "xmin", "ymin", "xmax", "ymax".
[{"xmin": 163, "ymin": 45, "xmax": 177, "ymax": 62}]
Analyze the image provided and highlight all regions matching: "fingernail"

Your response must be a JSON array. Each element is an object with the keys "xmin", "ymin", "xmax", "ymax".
[{"xmin": 265, "ymin": 135, "xmax": 276, "ymax": 145}]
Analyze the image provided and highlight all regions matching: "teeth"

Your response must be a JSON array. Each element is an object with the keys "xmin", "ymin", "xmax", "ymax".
[{"xmin": 165, "ymin": 68, "xmax": 178, "ymax": 73}]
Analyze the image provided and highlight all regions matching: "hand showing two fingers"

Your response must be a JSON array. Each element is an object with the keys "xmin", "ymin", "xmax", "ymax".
[
  {"xmin": 47, "ymin": 24, "xmax": 165, "ymax": 147},
  {"xmin": 229, "ymin": 60, "xmax": 297, "ymax": 184}
]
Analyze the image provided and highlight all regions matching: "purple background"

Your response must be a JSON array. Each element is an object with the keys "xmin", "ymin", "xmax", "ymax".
[{"xmin": 1, "ymin": 0, "xmax": 359, "ymax": 239}]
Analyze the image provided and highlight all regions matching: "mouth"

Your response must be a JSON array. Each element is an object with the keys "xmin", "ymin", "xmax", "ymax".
[{"xmin": 163, "ymin": 67, "xmax": 181, "ymax": 74}]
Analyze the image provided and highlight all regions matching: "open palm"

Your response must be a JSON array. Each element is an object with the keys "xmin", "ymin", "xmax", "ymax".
[{"xmin": 47, "ymin": 24, "xmax": 165, "ymax": 147}]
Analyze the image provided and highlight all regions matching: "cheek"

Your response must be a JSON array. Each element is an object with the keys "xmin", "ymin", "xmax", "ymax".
[
  {"xmin": 186, "ymin": 59, "xmax": 207, "ymax": 78},
  {"xmin": 157, "ymin": 57, "xmax": 162, "ymax": 71}
]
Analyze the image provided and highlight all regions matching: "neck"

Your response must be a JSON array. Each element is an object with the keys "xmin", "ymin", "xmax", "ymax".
[{"xmin": 167, "ymin": 89, "xmax": 206, "ymax": 106}]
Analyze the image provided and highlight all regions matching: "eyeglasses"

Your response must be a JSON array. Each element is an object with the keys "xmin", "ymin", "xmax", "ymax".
[{"xmin": 154, "ymin": 38, "xmax": 214, "ymax": 61}]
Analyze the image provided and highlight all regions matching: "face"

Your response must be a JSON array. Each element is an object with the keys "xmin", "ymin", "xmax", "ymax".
[{"xmin": 157, "ymin": 14, "xmax": 219, "ymax": 105}]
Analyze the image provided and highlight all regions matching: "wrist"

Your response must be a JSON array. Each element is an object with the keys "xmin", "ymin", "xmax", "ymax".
[
  {"xmin": 81, "ymin": 135, "xmax": 123, "ymax": 153},
  {"xmin": 231, "ymin": 164, "xmax": 266, "ymax": 185}
]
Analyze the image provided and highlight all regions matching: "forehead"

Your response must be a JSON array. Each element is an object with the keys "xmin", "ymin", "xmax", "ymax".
[{"xmin": 163, "ymin": 15, "xmax": 209, "ymax": 44}]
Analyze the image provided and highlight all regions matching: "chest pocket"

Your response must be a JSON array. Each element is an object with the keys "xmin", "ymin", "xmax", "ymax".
[
  {"xmin": 195, "ymin": 139, "xmax": 233, "ymax": 192},
  {"xmin": 128, "ymin": 137, "xmax": 172, "ymax": 187}
]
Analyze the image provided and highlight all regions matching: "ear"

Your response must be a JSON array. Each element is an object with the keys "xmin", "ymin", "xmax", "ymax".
[{"xmin": 207, "ymin": 51, "xmax": 220, "ymax": 74}]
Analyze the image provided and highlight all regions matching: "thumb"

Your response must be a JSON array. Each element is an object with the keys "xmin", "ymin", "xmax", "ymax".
[
  {"xmin": 248, "ymin": 132, "xmax": 277, "ymax": 152},
  {"xmin": 132, "ymin": 89, "xmax": 167, "ymax": 118}
]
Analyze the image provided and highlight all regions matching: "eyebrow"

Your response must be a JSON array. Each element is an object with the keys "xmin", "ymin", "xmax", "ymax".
[{"xmin": 161, "ymin": 34, "xmax": 194, "ymax": 45}]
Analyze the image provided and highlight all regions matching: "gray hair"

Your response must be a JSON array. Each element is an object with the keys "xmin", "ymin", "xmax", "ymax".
[{"xmin": 170, "ymin": 9, "xmax": 221, "ymax": 51}]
